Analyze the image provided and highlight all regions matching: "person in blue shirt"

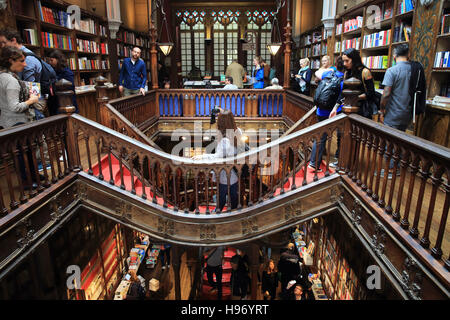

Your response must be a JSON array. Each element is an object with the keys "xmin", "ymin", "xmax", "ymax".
[
  {"xmin": 3, "ymin": 30, "xmax": 42, "ymax": 82},
  {"xmin": 309, "ymin": 56, "xmax": 345, "ymax": 171},
  {"xmin": 48, "ymin": 50, "xmax": 78, "ymax": 115},
  {"xmin": 119, "ymin": 47, "xmax": 147, "ymax": 97},
  {"xmin": 252, "ymin": 56, "xmax": 265, "ymax": 89}
]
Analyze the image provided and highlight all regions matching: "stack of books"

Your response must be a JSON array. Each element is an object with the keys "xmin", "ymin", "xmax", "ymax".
[
  {"xmin": 343, "ymin": 37, "xmax": 360, "ymax": 50},
  {"xmin": 434, "ymin": 51, "xmax": 450, "ymax": 68},
  {"xmin": 398, "ymin": 0, "xmax": 415, "ymax": 14},
  {"xmin": 22, "ymin": 29, "xmax": 39, "ymax": 46},
  {"xmin": 336, "ymin": 23, "xmax": 343, "ymax": 35},
  {"xmin": 363, "ymin": 30, "xmax": 391, "ymax": 48},
  {"xmin": 441, "ymin": 13, "xmax": 450, "ymax": 35},
  {"xmin": 78, "ymin": 57, "xmax": 100, "ymax": 70},
  {"xmin": 77, "ymin": 39, "xmax": 100, "ymax": 53},
  {"xmin": 41, "ymin": 32, "xmax": 73, "ymax": 50},
  {"xmin": 363, "ymin": 56, "xmax": 389, "ymax": 69},
  {"xmin": 393, "ymin": 22, "xmax": 411, "ymax": 42},
  {"xmin": 38, "ymin": 1, "xmax": 71, "ymax": 28},
  {"xmin": 344, "ymin": 16, "xmax": 363, "ymax": 33}
]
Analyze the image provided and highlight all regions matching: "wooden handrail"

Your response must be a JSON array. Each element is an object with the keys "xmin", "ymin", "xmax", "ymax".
[
  {"xmin": 70, "ymin": 113, "xmax": 346, "ymax": 215},
  {"xmin": 342, "ymin": 114, "xmax": 450, "ymax": 263}
]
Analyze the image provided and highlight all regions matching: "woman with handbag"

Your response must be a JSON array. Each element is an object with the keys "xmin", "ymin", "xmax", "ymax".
[
  {"xmin": 342, "ymin": 48, "xmax": 377, "ymax": 119},
  {"xmin": 0, "ymin": 46, "xmax": 41, "ymax": 189}
]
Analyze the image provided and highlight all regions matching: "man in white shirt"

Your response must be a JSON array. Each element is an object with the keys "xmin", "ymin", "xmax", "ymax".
[
  {"xmin": 264, "ymin": 77, "xmax": 283, "ymax": 89},
  {"xmin": 222, "ymin": 77, "xmax": 238, "ymax": 90}
]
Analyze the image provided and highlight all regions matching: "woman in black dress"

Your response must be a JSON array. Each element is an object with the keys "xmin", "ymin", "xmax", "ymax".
[{"xmin": 261, "ymin": 259, "xmax": 279, "ymax": 300}]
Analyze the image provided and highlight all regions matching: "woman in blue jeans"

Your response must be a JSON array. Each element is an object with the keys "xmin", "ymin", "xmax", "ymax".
[
  {"xmin": 309, "ymin": 56, "xmax": 345, "ymax": 171},
  {"xmin": 193, "ymin": 110, "xmax": 240, "ymax": 212}
]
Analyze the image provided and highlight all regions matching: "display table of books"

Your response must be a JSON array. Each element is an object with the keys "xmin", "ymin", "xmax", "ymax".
[
  {"xmin": 309, "ymin": 274, "xmax": 328, "ymax": 300},
  {"xmin": 292, "ymin": 229, "xmax": 315, "ymax": 266},
  {"xmin": 114, "ymin": 236, "xmax": 150, "ymax": 300},
  {"xmin": 145, "ymin": 245, "xmax": 161, "ymax": 269}
]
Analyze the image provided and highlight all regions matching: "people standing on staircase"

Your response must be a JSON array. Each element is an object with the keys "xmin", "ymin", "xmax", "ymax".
[
  {"xmin": 205, "ymin": 246, "xmax": 225, "ymax": 300},
  {"xmin": 261, "ymin": 259, "xmax": 279, "ymax": 300},
  {"xmin": 230, "ymin": 249, "xmax": 250, "ymax": 300}
]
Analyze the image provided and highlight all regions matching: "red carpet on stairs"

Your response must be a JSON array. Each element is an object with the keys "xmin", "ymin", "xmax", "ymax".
[
  {"xmin": 91, "ymin": 155, "xmax": 334, "ymax": 212},
  {"xmin": 200, "ymin": 247, "xmax": 236, "ymax": 300}
]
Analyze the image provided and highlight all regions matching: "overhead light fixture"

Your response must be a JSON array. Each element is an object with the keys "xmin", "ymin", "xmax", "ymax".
[
  {"xmin": 267, "ymin": 0, "xmax": 285, "ymax": 56},
  {"xmin": 151, "ymin": 0, "xmax": 174, "ymax": 56},
  {"xmin": 157, "ymin": 0, "xmax": 174, "ymax": 56}
]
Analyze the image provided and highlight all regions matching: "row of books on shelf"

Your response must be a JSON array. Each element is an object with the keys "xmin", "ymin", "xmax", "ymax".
[
  {"xmin": 335, "ymin": 41, "xmax": 341, "ymax": 53},
  {"xmin": 441, "ymin": 14, "xmax": 450, "ymax": 35},
  {"xmin": 311, "ymin": 59, "xmax": 321, "ymax": 69},
  {"xmin": 312, "ymin": 44, "xmax": 321, "ymax": 56},
  {"xmin": 363, "ymin": 30, "xmax": 391, "ymax": 48},
  {"xmin": 393, "ymin": 23, "xmax": 412, "ymax": 42},
  {"xmin": 76, "ymin": 39, "xmax": 100, "ymax": 54},
  {"xmin": 41, "ymin": 32, "xmax": 73, "ymax": 50},
  {"xmin": 118, "ymin": 31, "xmax": 149, "ymax": 47},
  {"xmin": 344, "ymin": 16, "xmax": 363, "ymax": 33},
  {"xmin": 301, "ymin": 47, "xmax": 311, "ymax": 57},
  {"xmin": 38, "ymin": 1, "xmax": 104, "ymax": 35},
  {"xmin": 22, "ymin": 29, "xmax": 39, "ymax": 46},
  {"xmin": 343, "ymin": 37, "xmax": 360, "ymax": 51},
  {"xmin": 38, "ymin": 1, "xmax": 72, "ymax": 29},
  {"xmin": 321, "ymin": 44, "xmax": 328, "ymax": 55},
  {"xmin": 371, "ymin": 0, "xmax": 393, "ymax": 24},
  {"xmin": 398, "ymin": 0, "xmax": 415, "ymax": 15},
  {"xmin": 312, "ymin": 31, "xmax": 322, "ymax": 43},
  {"xmin": 336, "ymin": 23, "xmax": 343, "ymax": 36},
  {"xmin": 434, "ymin": 51, "xmax": 450, "ymax": 68},
  {"xmin": 362, "ymin": 55, "xmax": 389, "ymax": 69},
  {"xmin": 78, "ymin": 58, "xmax": 110, "ymax": 70}
]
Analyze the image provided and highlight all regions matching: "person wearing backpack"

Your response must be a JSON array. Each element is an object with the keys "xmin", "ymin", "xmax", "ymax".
[
  {"xmin": 3, "ymin": 30, "xmax": 42, "ymax": 83},
  {"xmin": 309, "ymin": 56, "xmax": 345, "ymax": 172}
]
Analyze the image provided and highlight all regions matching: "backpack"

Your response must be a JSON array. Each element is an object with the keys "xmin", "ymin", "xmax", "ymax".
[
  {"xmin": 409, "ymin": 61, "xmax": 427, "ymax": 119},
  {"xmin": 23, "ymin": 51, "xmax": 57, "ymax": 96},
  {"xmin": 313, "ymin": 71, "xmax": 343, "ymax": 110}
]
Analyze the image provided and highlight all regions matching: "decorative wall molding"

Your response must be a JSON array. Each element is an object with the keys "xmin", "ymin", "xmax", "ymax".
[{"xmin": 401, "ymin": 256, "xmax": 423, "ymax": 300}]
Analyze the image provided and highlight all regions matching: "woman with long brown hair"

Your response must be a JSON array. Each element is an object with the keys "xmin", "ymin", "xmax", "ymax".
[
  {"xmin": 261, "ymin": 259, "xmax": 279, "ymax": 300},
  {"xmin": 193, "ymin": 109, "xmax": 241, "ymax": 211}
]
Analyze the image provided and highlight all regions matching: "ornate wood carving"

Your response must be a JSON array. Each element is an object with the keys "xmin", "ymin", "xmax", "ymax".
[
  {"xmin": 242, "ymin": 217, "xmax": 258, "ymax": 236},
  {"xmin": 351, "ymin": 199, "xmax": 362, "ymax": 226},
  {"xmin": 371, "ymin": 222, "xmax": 387, "ymax": 256},
  {"xmin": 401, "ymin": 256, "xmax": 423, "ymax": 300},
  {"xmin": 158, "ymin": 217, "xmax": 175, "ymax": 236},
  {"xmin": 284, "ymin": 199, "xmax": 302, "ymax": 221},
  {"xmin": 200, "ymin": 224, "xmax": 217, "ymax": 241},
  {"xmin": 16, "ymin": 219, "xmax": 35, "ymax": 249}
]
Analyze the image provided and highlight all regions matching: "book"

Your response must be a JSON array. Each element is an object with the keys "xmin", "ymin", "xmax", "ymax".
[
  {"xmin": 442, "ymin": 14, "xmax": 450, "ymax": 35},
  {"xmin": 26, "ymin": 81, "xmax": 41, "ymax": 98}
]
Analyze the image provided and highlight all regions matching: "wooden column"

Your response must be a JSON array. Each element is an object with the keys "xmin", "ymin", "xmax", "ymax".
[
  {"xmin": 55, "ymin": 79, "xmax": 79, "ymax": 172},
  {"xmin": 340, "ymin": 77, "xmax": 362, "ymax": 174},
  {"xmin": 172, "ymin": 245, "xmax": 183, "ymax": 300},
  {"xmin": 95, "ymin": 76, "xmax": 111, "ymax": 126},
  {"xmin": 150, "ymin": 21, "xmax": 159, "ymax": 90},
  {"xmin": 247, "ymin": 243, "xmax": 260, "ymax": 300},
  {"xmin": 283, "ymin": 0, "xmax": 292, "ymax": 89}
]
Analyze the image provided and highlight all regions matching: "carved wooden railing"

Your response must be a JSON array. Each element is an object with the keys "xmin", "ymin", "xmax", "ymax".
[
  {"xmin": 341, "ymin": 114, "xmax": 450, "ymax": 268},
  {"xmin": 69, "ymin": 113, "xmax": 345, "ymax": 215},
  {"xmin": 0, "ymin": 115, "xmax": 75, "ymax": 216},
  {"xmin": 156, "ymin": 89, "xmax": 285, "ymax": 118},
  {"xmin": 107, "ymin": 91, "xmax": 158, "ymax": 132}
]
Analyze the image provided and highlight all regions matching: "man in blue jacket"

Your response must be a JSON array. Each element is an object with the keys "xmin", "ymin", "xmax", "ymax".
[{"xmin": 119, "ymin": 47, "xmax": 147, "ymax": 96}]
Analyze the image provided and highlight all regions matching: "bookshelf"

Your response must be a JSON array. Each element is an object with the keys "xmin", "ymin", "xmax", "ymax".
[
  {"xmin": 429, "ymin": 1, "xmax": 450, "ymax": 98},
  {"xmin": 9, "ymin": 0, "xmax": 111, "ymax": 86},
  {"xmin": 298, "ymin": 24, "xmax": 327, "ymax": 71},
  {"xmin": 329, "ymin": 0, "xmax": 418, "ymax": 92}
]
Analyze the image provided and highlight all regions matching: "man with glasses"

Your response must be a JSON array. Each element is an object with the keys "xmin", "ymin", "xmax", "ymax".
[{"xmin": 118, "ymin": 47, "xmax": 147, "ymax": 97}]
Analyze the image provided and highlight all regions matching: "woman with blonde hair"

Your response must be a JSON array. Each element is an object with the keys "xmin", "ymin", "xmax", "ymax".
[
  {"xmin": 252, "ymin": 56, "xmax": 265, "ymax": 89},
  {"xmin": 294, "ymin": 58, "xmax": 312, "ymax": 95},
  {"xmin": 315, "ymin": 55, "xmax": 335, "ymax": 81}
]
